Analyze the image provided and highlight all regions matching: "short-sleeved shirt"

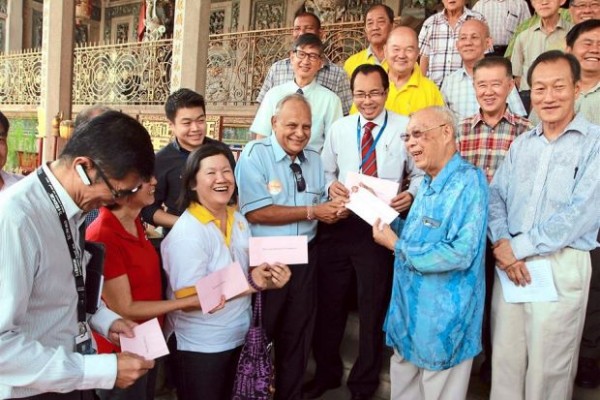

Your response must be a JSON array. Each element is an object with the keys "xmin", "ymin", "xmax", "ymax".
[
  {"xmin": 343, "ymin": 46, "xmax": 389, "ymax": 78},
  {"xmin": 250, "ymin": 80, "xmax": 343, "ymax": 153},
  {"xmin": 0, "ymin": 170, "xmax": 23, "ymax": 193},
  {"xmin": 86, "ymin": 207, "xmax": 163, "ymax": 353},
  {"xmin": 577, "ymin": 82, "xmax": 600, "ymax": 125},
  {"xmin": 161, "ymin": 205, "xmax": 251, "ymax": 353},
  {"xmin": 257, "ymin": 57, "xmax": 352, "ymax": 116},
  {"xmin": 418, "ymin": 7, "xmax": 487, "ymax": 87},
  {"xmin": 235, "ymin": 135, "xmax": 327, "ymax": 241},
  {"xmin": 511, "ymin": 18, "xmax": 573, "ymax": 90},
  {"xmin": 361, "ymin": 66, "xmax": 444, "ymax": 116},
  {"xmin": 472, "ymin": 0, "xmax": 531, "ymax": 46},
  {"xmin": 441, "ymin": 67, "xmax": 526, "ymax": 120}
]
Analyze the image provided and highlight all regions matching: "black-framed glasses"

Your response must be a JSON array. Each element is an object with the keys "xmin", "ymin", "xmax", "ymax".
[
  {"xmin": 293, "ymin": 49, "xmax": 321, "ymax": 62},
  {"xmin": 353, "ymin": 90, "xmax": 386, "ymax": 100},
  {"xmin": 93, "ymin": 160, "xmax": 143, "ymax": 199},
  {"xmin": 400, "ymin": 123, "xmax": 447, "ymax": 142},
  {"xmin": 290, "ymin": 163, "xmax": 306, "ymax": 192}
]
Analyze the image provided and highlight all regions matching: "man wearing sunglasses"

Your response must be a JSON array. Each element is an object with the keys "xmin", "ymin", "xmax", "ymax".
[
  {"xmin": 308, "ymin": 64, "xmax": 423, "ymax": 400},
  {"xmin": 250, "ymin": 33, "xmax": 343, "ymax": 153},
  {"xmin": 237, "ymin": 94, "xmax": 346, "ymax": 400},
  {"xmin": 0, "ymin": 111, "xmax": 155, "ymax": 399}
]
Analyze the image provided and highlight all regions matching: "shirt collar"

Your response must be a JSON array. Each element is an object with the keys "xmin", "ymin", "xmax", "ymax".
[
  {"xmin": 359, "ymin": 109, "xmax": 387, "ymax": 127},
  {"xmin": 581, "ymin": 80, "xmax": 600, "ymax": 96},
  {"xmin": 473, "ymin": 106, "xmax": 516, "ymax": 127},
  {"xmin": 441, "ymin": 7, "xmax": 468, "ymax": 22},
  {"xmin": 366, "ymin": 45, "xmax": 384, "ymax": 64},
  {"xmin": 532, "ymin": 113, "xmax": 590, "ymax": 138},
  {"xmin": 394, "ymin": 65, "xmax": 423, "ymax": 90},
  {"xmin": 97, "ymin": 207, "xmax": 145, "ymax": 242},
  {"xmin": 172, "ymin": 138, "xmax": 191, "ymax": 155},
  {"xmin": 533, "ymin": 16, "xmax": 569, "ymax": 32},
  {"xmin": 42, "ymin": 163, "xmax": 85, "ymax": 222},
  {"xmin": 187, "ymin": 202, "xmax": 236, "ymax": 246},
  {"xmin": 269, "ymin": 134, "xmax": 308, "ymax": 164},
  {"xmin": 293, "ymin": 78, "xmax": 318, "ymax": 94},
  {"xmin": 424, "ymin": 153, "xmax": 462, "ymax": 194}
]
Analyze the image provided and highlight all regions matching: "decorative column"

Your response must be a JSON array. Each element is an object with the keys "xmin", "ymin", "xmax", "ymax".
[
  {"xmin": 170, "ymin": 0, "xmax": 210, "ymax": 93},
  {"xmin": 40, "ymin": 0, "xmax": 75, "ymax": 161},
  {"xmin": 5, "ymin": 0, "xmax": 23, "ymax": 52}
]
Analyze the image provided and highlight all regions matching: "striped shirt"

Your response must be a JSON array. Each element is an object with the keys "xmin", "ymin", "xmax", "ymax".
[
  {"xmin": 418, "ymin": 7, "xmax": 487, "ymax": 87},
  {"xmin": 442, "ymin": 67, "xmax": 527, "ymax": 120},
  {"xmin": 472, "ymin": 0, "xmax": 531, "ymax": 46},
  {"xmin": 256, "ymin": 57, "xmax": 352, "ymax": 115},
  {"xmin": 458, "ymin": 108, "xmax": 532, "ymax": 182}
]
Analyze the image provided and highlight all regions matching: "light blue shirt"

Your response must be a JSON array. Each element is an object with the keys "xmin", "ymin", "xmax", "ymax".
[
  {"xmin": 441, "ymin": 67, "xmax": 526, "ymax": 120},
  {"xmin": 236, "ymin": 135, "xmax": 327, "ymax": 241},
  {"xmin": 250, "ymin": 79, "xmax": 343, "ymax": 153},
  {"xmin": 385, "ymin": 153, "xmax": 488, "ymax": 371},
  {"xmin": 488, "ymin": 114, "xmax": 600, "ymax": 259}
]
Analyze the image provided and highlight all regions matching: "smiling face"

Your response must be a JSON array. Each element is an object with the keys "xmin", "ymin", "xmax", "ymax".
[
  {"xmin": 292, "ymin": 14, "xmax": 320, "ymax": 39},
  {"xmin": 385, "ymin": 27, "xmax": 419, "ymax": 78},
  {"xmin": 118, "ymin": 176, "xmax": 157, "ymax": 209},
  {"xmin": 567, "ymin": 27, "xmax": 600, "ymax": 75},
  {"xmin": 290, "ymin": 44, "xmax": 322, "ymax": 83},
  {"xmin": 405, "ymin": 109, "xmax": 453, "ymax": 177},
  {"xmin": 456, "ymin": 20, "xmax": 491, "ymax": 64},
  {"xmin": 569, "ymin": 0, "xmax": 600, "ymax": 23},
  {"xmin": 532, "ymin": 0, "xmax": 565, "ymax": 19},
  {"xmin": 442, "ymin": 0, "xmax": 466, "ymax": 13},
  {"xmin": 194, "ymin": 154, "xmax": 235, "ymax": 213},
  {"xmin": 530, "ymin": 59, "xmax": 579, "ymax": 128},
  {"xmin": 353, "ymin": 71, "xmax": 388, "ymax": 120},
  {"xmin": 365, "ymin": 6, "xmax": 394, "ymax": 47},
  {"xmin": 169, "ymin": 106, "xmax": 206, "ymax": 152},
  {"xmin": 272, "ymin": 98, "xmax": 312, "ymax": 158},
  {"xmin": 473, "ymin": 65, "xmax": 514, "ymax": 116}
]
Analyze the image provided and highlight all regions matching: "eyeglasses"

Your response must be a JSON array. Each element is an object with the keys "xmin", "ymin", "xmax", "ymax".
[
  {"xmin": 400, "ymin": 123, "xmax": 447, "ymax": 142},
  {"xmin": 289, "ymin": 163, "xmax": 306, "ymax": 192},
  {"xmin": 93, "ymin": 161, "xmax": 143, "ymax": 199},
  {"xmin": 353, "ymin": 90, "xmax": 386, "ymax": 100},
  {"xmin": 293, "ymin": 49, "xmax": 321, "ymax": 62},
  {"xmin": 571, "ymin": 1, "xmax": 600, "ymax": 10}
]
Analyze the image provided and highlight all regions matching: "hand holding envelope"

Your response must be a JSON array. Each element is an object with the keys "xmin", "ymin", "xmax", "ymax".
[
  {"xmin": 249, "ymin": 236, "xmax": 309, "ymax": 266},
  {"xmin": 119, "ymin": 318, "xmax": 169, "ymax": 360},
  {"xmin": 195, "ymin": 262, "xmax": 250, "ymax": 314}
]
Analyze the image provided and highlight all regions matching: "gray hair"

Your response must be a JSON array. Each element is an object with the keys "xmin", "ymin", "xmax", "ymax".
[
  {"xmin": 423, "ymin": 106, "xmax": 457, "ymax": 134},
  {"xmin": 75, "ymin": 104, "xmax": 113, "ymax": 127},
  {"xmin": 274, "ymin": 93, "xmax": 312, "ymax": 117}
]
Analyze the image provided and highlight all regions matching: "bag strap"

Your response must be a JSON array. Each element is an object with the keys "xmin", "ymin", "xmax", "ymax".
[{"xmin": 247, "ymin": 270, "xmax": 263, "ymax": 328}]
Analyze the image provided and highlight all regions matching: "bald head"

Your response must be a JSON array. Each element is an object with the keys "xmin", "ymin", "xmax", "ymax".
[
  {"xmin": 387, "ymin": 26, "xmax": 418, "ymax": 47},
  {"xmin": 456, "ymin": 20, "xmax": 492, "ymax": 64},
  {"xmin": 385, "ymin": 27, "xmax": 419, "ymax": 77}
]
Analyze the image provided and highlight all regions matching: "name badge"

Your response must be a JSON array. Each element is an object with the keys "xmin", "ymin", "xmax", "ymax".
[
  {"xmin": 75, "ymin": 321, "xmax": 95, "ymax": 355},
  {"xmin": 422, "ymin": 216, "xmax": 441, "ymax": 228}
]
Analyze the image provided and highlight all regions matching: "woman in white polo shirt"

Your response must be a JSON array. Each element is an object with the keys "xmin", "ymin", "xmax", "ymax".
[{"xmin": 161, "ymin": 143, "xmax": 291, "ymax": 400}]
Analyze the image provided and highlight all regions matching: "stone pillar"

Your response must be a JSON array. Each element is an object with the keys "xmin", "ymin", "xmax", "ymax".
[
  {"xmin": 170, "ymin": 0, "xmax": 210, "ymax": 93},
  {"xmin": 40, "ymin": 0, "xmax": 75, "ymax": 161},
  {"xmin": 5, "ymin": 0, "xmax": 23, "ymax": 52}
]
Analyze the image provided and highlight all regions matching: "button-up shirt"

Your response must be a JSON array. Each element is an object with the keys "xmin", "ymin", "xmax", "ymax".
[
  {"xmin": 257, "ymin": 57, "xmax": 353, "ymax": 115},
  {"xmin": 472, "ymin": 0, "xmax": 531, "ymax": 46},
  {"xmin": 511, "ymin": 18, "xmax": 573, "ymax": 90},
  {"xmin": 458, "ymin": 108, "xmax": 532, "ymax": 182},
  {"xmin": 0, "ymin": 164, "xmax": 120, "ymax": 398},
  {"xmin": 418, "ymin": 7, "xmax": 487, "ymax": 87},
  {"xmin": 321, "ymin": 109, "xmax": 423, "ymax": 197},
  {"xmin": 385, "ymin": 153, "xmax": 488, "ymax": 371},
  {"xmin": 488, "ymin": 114, "xmax": 600, "ymax": 260},
  {"xmin": 235, "ymin": 135, "xmax": 327, "ymax": 241},
  {"xmin": 442, "ymin": 67, "xmax": 527, "ymax": 120},
  {"xmin": 576, "ymin": 81, "xmax": 600, "ymax": 125},
  {"xmin": 250, "ymin": 79, "xmax": 343, "ymax": 153},
  {"xmin": 343, "ymin": 46, "xmax": 390, "ymax": 78}
]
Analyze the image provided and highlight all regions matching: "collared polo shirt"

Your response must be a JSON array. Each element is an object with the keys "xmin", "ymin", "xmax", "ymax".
[{"xmin": 343, "ymin": 46, "xmax": 389, "ymax": 78}]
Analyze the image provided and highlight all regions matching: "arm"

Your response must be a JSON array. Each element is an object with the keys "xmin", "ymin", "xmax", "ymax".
[
  {"xmin": 150, "ymin": 209, "xmax": 178, "ymax": 229},
  {"xmin": 418, "ymin": 21, "xmax": 431, "ymax": 77},
  {"xmin": 488, "ymin": 145, "xmax": 514, "ymax": 244},
  {"xmin": 246, "ymin": 202, "xmax": 343, "ymax": 225},
  {"xmin": 419, "ymin": 55, "xmax": 429, "ymax": 76},
  {"xmin": 141, "ymin": 156, "xmax": 170, "ymax": 227},
  {"xmin": 510, "ymin": 34, "xmax": 525, "ymax": 89},
  {"xmin": 404, "ymin": 171, "xmax": 489, "ymax": 274},
  {"xmin": 249, "ymin": 92, "xmax": 275, "ymax": 138}
]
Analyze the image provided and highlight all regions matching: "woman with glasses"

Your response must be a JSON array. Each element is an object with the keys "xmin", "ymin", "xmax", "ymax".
[
  {"xmin": 86, "ymin": 175, "xmax": 200, "ymax": 400},
  {"xmin": 161, "ymin": 143, "xmax": 291, "ymax": 400}
]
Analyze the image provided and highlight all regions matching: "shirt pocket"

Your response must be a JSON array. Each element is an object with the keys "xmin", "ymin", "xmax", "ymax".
[
  {"xmin": 417, "ymin": 217, "xmax": 446, "ymax": 244},
  {"xmin": 305, "ymin": 186, "xmax": 322, "ymax": 206},
  {"xmin": 506, "ymin": 11, "xmax": 520, "ymax": 35}
]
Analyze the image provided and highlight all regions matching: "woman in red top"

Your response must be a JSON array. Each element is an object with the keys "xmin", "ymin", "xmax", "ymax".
[{"xmin": 87, "ymin": 176, "xmax": 198, "ymax": 400}]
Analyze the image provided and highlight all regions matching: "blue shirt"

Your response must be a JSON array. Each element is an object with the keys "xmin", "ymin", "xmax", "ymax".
[
  {"xmin": 488, "ymin": 114, "xmax": 600, "ymax": 259},
  {"xmin": 235, "ymin": 135, "xmax": 327, "ymax": 241},
  {"xmin": 385, "ymin": 153, "xmax": 488, "ymax": 371}
]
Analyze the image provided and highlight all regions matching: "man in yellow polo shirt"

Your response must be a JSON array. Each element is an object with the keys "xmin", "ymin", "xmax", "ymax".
[
  {"xmin": 350, "ymin": 27, "xmax": 444, "ymax": 115},
  {"xmin": 343, "ymin": 4, "xmax": 393, "ymax": 77}
]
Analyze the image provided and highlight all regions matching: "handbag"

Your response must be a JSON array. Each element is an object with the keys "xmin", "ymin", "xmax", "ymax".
[{"xmin": 231, "ymin": 277, "xmax": 275, "ymax": 400}]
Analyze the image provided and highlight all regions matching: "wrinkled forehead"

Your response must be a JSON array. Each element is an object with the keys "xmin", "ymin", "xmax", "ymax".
[{"xmin": 407, "ymin": 112, "xmax": 440, "ymax": 132}]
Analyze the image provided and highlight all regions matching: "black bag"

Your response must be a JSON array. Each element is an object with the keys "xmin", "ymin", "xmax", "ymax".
[{"xmin": 231, "ymin": 284, "xmax": 274, "ymax": 400}]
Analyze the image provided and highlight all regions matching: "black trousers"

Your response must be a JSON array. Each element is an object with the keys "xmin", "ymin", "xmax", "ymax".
[
  {"xmin": 175, "ymin": 347, "xmax": 242, "ymax": 400},
  {"xmin": 580, "ymin": 232, "xmax": 600, "ymax": 360},
  {"xmin": 263, "ymin": 243, "xmax": 319, "ymax": 400},
  {"xmin": 482, "ymin": 239, "xmax": 496, "ymax": 363},
  {"xmin": 312, "ymin": 217, "xmax": 394, "ymax": 396},
  {"xmin": 13, "ymin": 392, "xmax": 96, "ymax": 400}
]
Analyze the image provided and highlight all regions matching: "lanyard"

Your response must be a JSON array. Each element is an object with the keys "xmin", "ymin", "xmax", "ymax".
[
  {"xmin": 37, "ymin": 168, "xmax": 87, "ymax": 323},
  {"xmin": 356, "ymin": 111, "xmax": 388, "ymax": 173}
]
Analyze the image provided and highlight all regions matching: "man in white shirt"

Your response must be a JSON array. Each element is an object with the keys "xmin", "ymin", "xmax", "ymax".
[
  {"xmin": 306, "ymin": 64, "xmax": 423, "ymax": 400},
  {"xmin": 473, "ymin": 0, "xmax": 531, "ymax": 56},
  {"xmin": 0, "ymin": 111, "xmax": 23, "ymax": 192},
  {"xmin": 0, "ymin": 111, "xmax": 155, "ymax": 399},
  {"xmin": 250, "ymin": 33, "xmax": 343, "ymax": 153}
]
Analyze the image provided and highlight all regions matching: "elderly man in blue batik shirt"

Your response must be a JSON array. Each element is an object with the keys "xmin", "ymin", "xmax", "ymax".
[{"xmin": 373, "ymin": 106, "xmax": 488, "ymax": 400}]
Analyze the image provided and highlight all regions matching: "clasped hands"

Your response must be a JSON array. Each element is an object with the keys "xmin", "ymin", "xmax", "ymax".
[{"xmin": 493, "ymin": 238, "xmax": 531, "ymax": 287}]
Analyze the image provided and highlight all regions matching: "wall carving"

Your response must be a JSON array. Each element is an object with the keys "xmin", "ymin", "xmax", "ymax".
[
  {"xmin": 210, "ymin": 9, "xmax": 226, "ymax": 35},
  {"xmin": 32, "ymin": 9, "xmax": 43, "ymax": 48},
  {"xmin": 252, "ymin": 0, "xmax": 285, "ymax": 30},
  {"xmin": 104, "ymin": 2, "xmax": 142, "ymax": 43},
  {"xmin": 304, "ymin": 0, "xmax": 383, "ymax": 23}
]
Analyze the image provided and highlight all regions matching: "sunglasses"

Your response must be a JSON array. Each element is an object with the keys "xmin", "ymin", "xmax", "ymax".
[
  {"xmin": 289, "ymin": 163, "xmax": 306, "ymax": 192},
  {"xmin": 93, "ymin": 161, "xmax": 143, "ymax": 199}
]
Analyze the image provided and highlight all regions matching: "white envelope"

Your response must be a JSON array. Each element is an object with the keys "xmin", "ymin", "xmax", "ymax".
[
  {"xmin": 345, "ymin": 187, "xmax": 399, "ymax": 226},
  {"xmin": 344, "ymin": 171, "xmax": 400, "ymax": 205}
]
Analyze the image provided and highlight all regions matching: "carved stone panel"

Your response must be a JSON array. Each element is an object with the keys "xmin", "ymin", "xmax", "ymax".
[{"xmin": 252, "ymin": 0, "xmax": 285, "ymax": 30}]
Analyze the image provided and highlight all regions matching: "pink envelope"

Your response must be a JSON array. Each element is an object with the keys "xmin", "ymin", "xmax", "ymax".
[
  {"xmin": 249, "ymin": 236, "xmax": 308, "ymax": 266},
  {"xmin": 195, "ymin": 261, "xmax": 250, "ymax": 314},
  {"xmin": 119, "ymin": 318, "xmax": 169, "ymax": 360}
]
